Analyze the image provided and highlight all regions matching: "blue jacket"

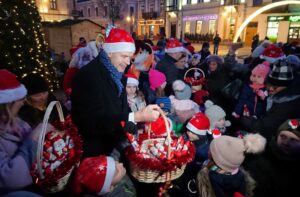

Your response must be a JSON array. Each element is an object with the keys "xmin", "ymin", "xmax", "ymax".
[{"xmin": 234, "ymin": 84, "xmax": 267, "ymax": 118}]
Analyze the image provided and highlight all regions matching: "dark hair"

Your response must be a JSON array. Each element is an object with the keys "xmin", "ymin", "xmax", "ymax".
[{"xmin": 21, "ymin": 73, "xmax": 49, "ymax": 95}]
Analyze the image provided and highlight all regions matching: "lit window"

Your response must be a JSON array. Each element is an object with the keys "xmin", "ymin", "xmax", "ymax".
[
  {"xmin": 185, "ymin": 21, "xmax": 191, "ymax": 33},
  {"xmin": 220, "ymin": 0, "xmax": 224, "ymax": 5},
  {"xmin": 182, "ymin": 0, "xmax": 187, "ymax": 5},
  {"xmin": 196, "ymin": 21, "xmax": 202, "ymax": 34},
  {"xmin": 209, "ymin": 20, "xmax": 216, "ymax": 34},
  {"xmin": 191, "ymin": 0, "xmax": 197, "ymax": 4},
  {"xmin": 204, "ymin": 0, "xmax": 210, "ymax": 2},
  {"xmin": 50, "ymin": 0, "xmax": 57, "ymax": 10},
  {"xmin": 240, "ymin": 0, "xmax": 245, "ymax": 3}
]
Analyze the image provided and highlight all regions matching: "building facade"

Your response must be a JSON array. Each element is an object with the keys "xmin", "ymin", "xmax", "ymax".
[
  {"xmin": 137, "ymin": 0, "xmax": 165, "ymax": 39},
  {"xmin": 35, "ymin": 0, "xmax": 73, "ymax": 21},
  {"xmin": 74, "ymin": 0, "xmax": 138, "ymax": 33},
  {"xmin": 168, "ymin": 0, "xmax": 300, "ymax": 44}
]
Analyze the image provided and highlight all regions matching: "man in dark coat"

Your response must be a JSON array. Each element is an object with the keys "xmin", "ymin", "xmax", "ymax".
[
  {"xmin": 156, "ymin": 38, "xmax": 187, "ymax": 96},
  {"xmin": 71, "ymin": 28, "xmax": 159, "ymax": 157},
  {"xmin": 240, "ymin": 59, "xmax": 300, "ymax": 141}
]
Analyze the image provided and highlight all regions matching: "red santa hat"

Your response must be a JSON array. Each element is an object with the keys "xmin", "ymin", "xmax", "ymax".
[
  {"xmin": 103, "ymin": 28, "xmax": 135, "ymax": 54},
  {"xmin": 260, "ymin": 44, "xmax": 285, "ymax": 64},
  {"xmin": 165, "ymin": 38, "xmax": 185, "ymax": 53},
  {"xmin": 186, "ymin": 112, "xmax": 210, "ymax": 136},
  {"xmin": 149, "ymin": 116, "xmax": 172, "ymax": 136},
  {"xmin": 126, "ymin": 73, "xmax": 139, "ymax": 86},
  {"xmin": 72, "ymin": 156, "xmax": 116, "ymax": 195},
  {"xmin": 0, "ymin": 69, "xmax": 27, "ymax": 104}
]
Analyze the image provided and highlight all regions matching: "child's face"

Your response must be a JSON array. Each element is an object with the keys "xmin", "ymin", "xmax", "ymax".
[
  {"xmin": 191, "ymin": 58, "xmax": 200, "ymax": 66},
  {"xmin": 187, "ymin": 130, "xmax": 200, "ymax": 141},
  {"xmin": 111, "ymin": 161, "xmax": 126, "ymax": 187},
  {"xmin": 277, "ymin": 130, "xmax": 300, "ymax": 155},
  {"xmin": 126, "ymin": 84, "xmax": 137, "ymax": 98},
  {"xmin": 250, "ymin": 73, "xmax": 264, "ymax": 85},
  {"xmin": 214, "ymin": 118, "xmax": 225, "ymax": 129},
  {"xmin": 208, "ymin": 61, "xmax": 218, "ymax": 72}
]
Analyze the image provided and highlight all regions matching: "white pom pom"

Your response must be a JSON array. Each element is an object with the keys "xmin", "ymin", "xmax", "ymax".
[
  {"xmin": 224, "ymin": 120, "xmax": 231, "ymax": 127},
  {"xmin": 173, "ymin": 80, "xmax": 186, "ymax": 91},
  {"xmin": 204, "ymin": 100, "xmax": 214, "ymax": 109},
  {"xmin": 243, "ymin": 134, "xmax": 266, "ymax": 154}
]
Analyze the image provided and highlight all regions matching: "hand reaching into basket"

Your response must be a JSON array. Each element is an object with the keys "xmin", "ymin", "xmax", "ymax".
[
  {"xmin": 134, "ymin": 104, "xmax": 160, "ymax": 122},
  {"xmin": 30, "ymin": 123, "xmax": 56, "ymax": 142}
]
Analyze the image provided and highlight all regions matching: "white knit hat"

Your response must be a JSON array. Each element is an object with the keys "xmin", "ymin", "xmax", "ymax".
[
  {"xmin": 103, "ymin": 28, "xmax": 135, "ymax": 54},
  {"xmin": 0, "ymin": 69, "xmax": 27, "ymax": 104},
  {"xmin": 205, "ymin": 100, "xmax": 230, "ymax": 129}
]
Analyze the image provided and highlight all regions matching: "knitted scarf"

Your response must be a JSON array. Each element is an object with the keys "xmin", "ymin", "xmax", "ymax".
[{"xmin": 99, "ymin": 49, "xmax": 123, "ymax": 96}]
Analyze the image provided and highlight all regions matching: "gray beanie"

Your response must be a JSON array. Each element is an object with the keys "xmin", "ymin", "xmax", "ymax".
[
  {"xmin": 205, "ymin": 100, "xmax": 230, "ymax": 129},
  {"xmin": 172, "ymin": 80, "xmax": 192, "ymax": 100}
]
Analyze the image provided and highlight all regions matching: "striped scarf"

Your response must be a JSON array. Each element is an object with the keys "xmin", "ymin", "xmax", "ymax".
[{"xmin": 99, "ymin": 49, "xmax": 123, "ymax": 96}]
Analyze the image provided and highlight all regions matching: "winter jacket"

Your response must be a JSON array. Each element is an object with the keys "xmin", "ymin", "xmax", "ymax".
[
  {"xmin": 156, "ymin": 54, "xmax": 179, "ymax": 96},
  {"xmin": 0, "ymin": 118, "xmax": 34, "ymax": 193},
  {"xmin": 197, "ymin": 167, "xmax": 255, "ymax": 197},
  {"xmin": 241, "ymin": 81, "xmax": 300, "ymax": 141},
  {"xmin": 71, "ymin": 56, "xmax": 129, "ymax": 157},
  {"xmin": 234, "ymin": 84, "xmax": 267, "ymax": 118},
  {"xmin": 244, "ymin": 137, "xmax": 300, "ymax": 197}
]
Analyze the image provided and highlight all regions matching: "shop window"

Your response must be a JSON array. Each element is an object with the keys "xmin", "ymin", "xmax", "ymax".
[
  {"xmin": 196, "ymin": 21, "xmax": 202, "ymax": 34},
  {"xmin": 182, "ymin": 0, "xmax": 187, "ymax": 5},
  {"xmin": 267, "ymin": 21, "xmax": 279, "ymax": 42},
  {"xmin": 209, "ymin": 20, "xmax": 216, "ymax": 34},
  {"xmin": 185, "ymin": 21, "xmax": 191, "ymax": 33},
  {"xmin": 191, "ymin": 0, "xmax": 197, "ymax": 4},
  {"xmin": 141, "ymin": 26, "xmax": 145, "ymax": 35},
  {"xmin": 289, "ymin": 22, "xmax": 300, "ymax": 40},
  {"xmin": 204, "ymin": 0, "xmax": 210, "ymax": 2},
  {"xmin": 220, "ymin": 0, "xmax": 225, "ymax": 5},
  {"xmin": 50, "ymin": 0, "xmax": 57, "ymax": 10}
]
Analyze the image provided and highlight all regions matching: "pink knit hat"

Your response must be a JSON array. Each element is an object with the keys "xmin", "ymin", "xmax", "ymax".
[
  {"xmin": 251, "ymin": 61, "xmax": 270, "ymax": 82},
  {"xmin": 149, "ymin": 69, "xmax": 166, "ymax": 91}
]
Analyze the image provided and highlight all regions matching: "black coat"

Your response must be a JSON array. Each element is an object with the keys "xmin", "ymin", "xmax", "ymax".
[{"xmin": 71, "ymin": 56, "xmax": 129, "ymax": 157}]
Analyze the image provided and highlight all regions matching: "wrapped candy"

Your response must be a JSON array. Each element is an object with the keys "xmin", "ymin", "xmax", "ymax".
[
  {"xmin": 148, "ymin": 144, "xmax": 166, "ymax": 160},
  {"xmin": 126, "ymin": 133, "xmax": 140, "ymax": 152},
  {"xmin": 154, "ymin": 141, "xmax": 165, "ymax": 152}
]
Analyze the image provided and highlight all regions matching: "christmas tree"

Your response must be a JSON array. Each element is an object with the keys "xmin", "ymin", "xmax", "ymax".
[{"xmin": 0, "ymin": 0, "xmax": 59, "ymax": 90}]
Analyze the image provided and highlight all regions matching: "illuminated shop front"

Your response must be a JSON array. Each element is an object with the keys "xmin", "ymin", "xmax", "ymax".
[
  {"xmin": 182, "ymin": 14, "xmax": 218, "ymax": 35},
  {"xmin": 267, "ymin": 15, "xmax": 300, "ymax": 43}
]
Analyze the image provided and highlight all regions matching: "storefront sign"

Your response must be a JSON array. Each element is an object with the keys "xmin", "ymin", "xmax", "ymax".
[
  {"xmin": 183, "ymin": 14, "xmax": 218, "ymax": 21},
  {"xmin": 139, "ymin": 20, "xmax": 164, "ymax": 25},
  {"xmin": 268, "ymin": 15, "xmax": 300, "ymax": 22},
  {"xmin": 289, "ymin": 16, "xmax": 300, "ymax": 22}
]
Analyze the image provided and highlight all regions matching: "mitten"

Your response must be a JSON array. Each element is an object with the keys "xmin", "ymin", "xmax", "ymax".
[{"xmin": 232, "ymin": 112, "xmax": 240, "ymax": 119}]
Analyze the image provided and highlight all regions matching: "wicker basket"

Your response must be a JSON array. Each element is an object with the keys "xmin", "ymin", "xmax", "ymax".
[
  {"xmin": 129, "ymin": 108, "xmax": 188, "ymax": 183},
  {"xmin": 35, "ymin": 101, "xmax": 79, "ymax": 193}
]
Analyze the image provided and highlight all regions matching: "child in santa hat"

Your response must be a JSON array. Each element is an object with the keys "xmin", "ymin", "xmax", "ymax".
[
  {"xmin": 205, "ymin": 100, "xmax": 231, "ymax": 134},
  {"xmin": 0, "ymin": 69, "xmax": 53, "ymax": 196},
  {"xmin": 72, "ymin": 155, "xmax": 136, "ymax": 197},
  {"xmin": 197, "ymin": 133, "xmax": 266, "ymax": 197},
  {"xmin": 232, "ymin": 61, "xmax": 270, "ymax": 119},
  {"xmin": 126, "ymin": 73, "xmax": 146, "ymax": 113},
  {"xmin": 169, "ymin": 80, "xmax": 199, "ymax": 124}
]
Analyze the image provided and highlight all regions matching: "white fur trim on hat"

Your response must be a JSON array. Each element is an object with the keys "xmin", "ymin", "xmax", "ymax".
[
  {"xmin": 103, "ymin": 42, "xmax": 136, "ymax": 53},
  {"xmin": 260, "ymin": 55, "xmax": 286, "ymax": 64},
  {"xmin": 127, "ymin": 77, "xmax": 139, "ymax": 86},
  {"xmin": 186, "ymin": 122, "xmax": 207, "ymax": 136},
  {"xmin": 165, "ymin": 46, "xmax": 186, "ymax": 53},
  {"xmin": 98, "ymin": 157, "xmax": 116, "ymax": 195},
  {"xmin": 0, "ymin": 84, "xmax": 27, "ymax": 104}
]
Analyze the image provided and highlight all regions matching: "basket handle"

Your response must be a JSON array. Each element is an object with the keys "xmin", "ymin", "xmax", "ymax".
[
  {"xmin": 37, "ymin": 101, "xmax": 65, "ymax": 179},
  {"xmin": 147, "ymin": 108, "xmax": 172, "ymax": 160},
  {"xmin": 183, "ymin": 67, "xmax": 205, "ymax": 80}
]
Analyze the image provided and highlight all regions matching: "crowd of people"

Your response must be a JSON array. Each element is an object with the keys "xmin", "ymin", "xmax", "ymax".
[{"xmin": 1, "ymin": 28, "xmax": 300, "ymax": 197}]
